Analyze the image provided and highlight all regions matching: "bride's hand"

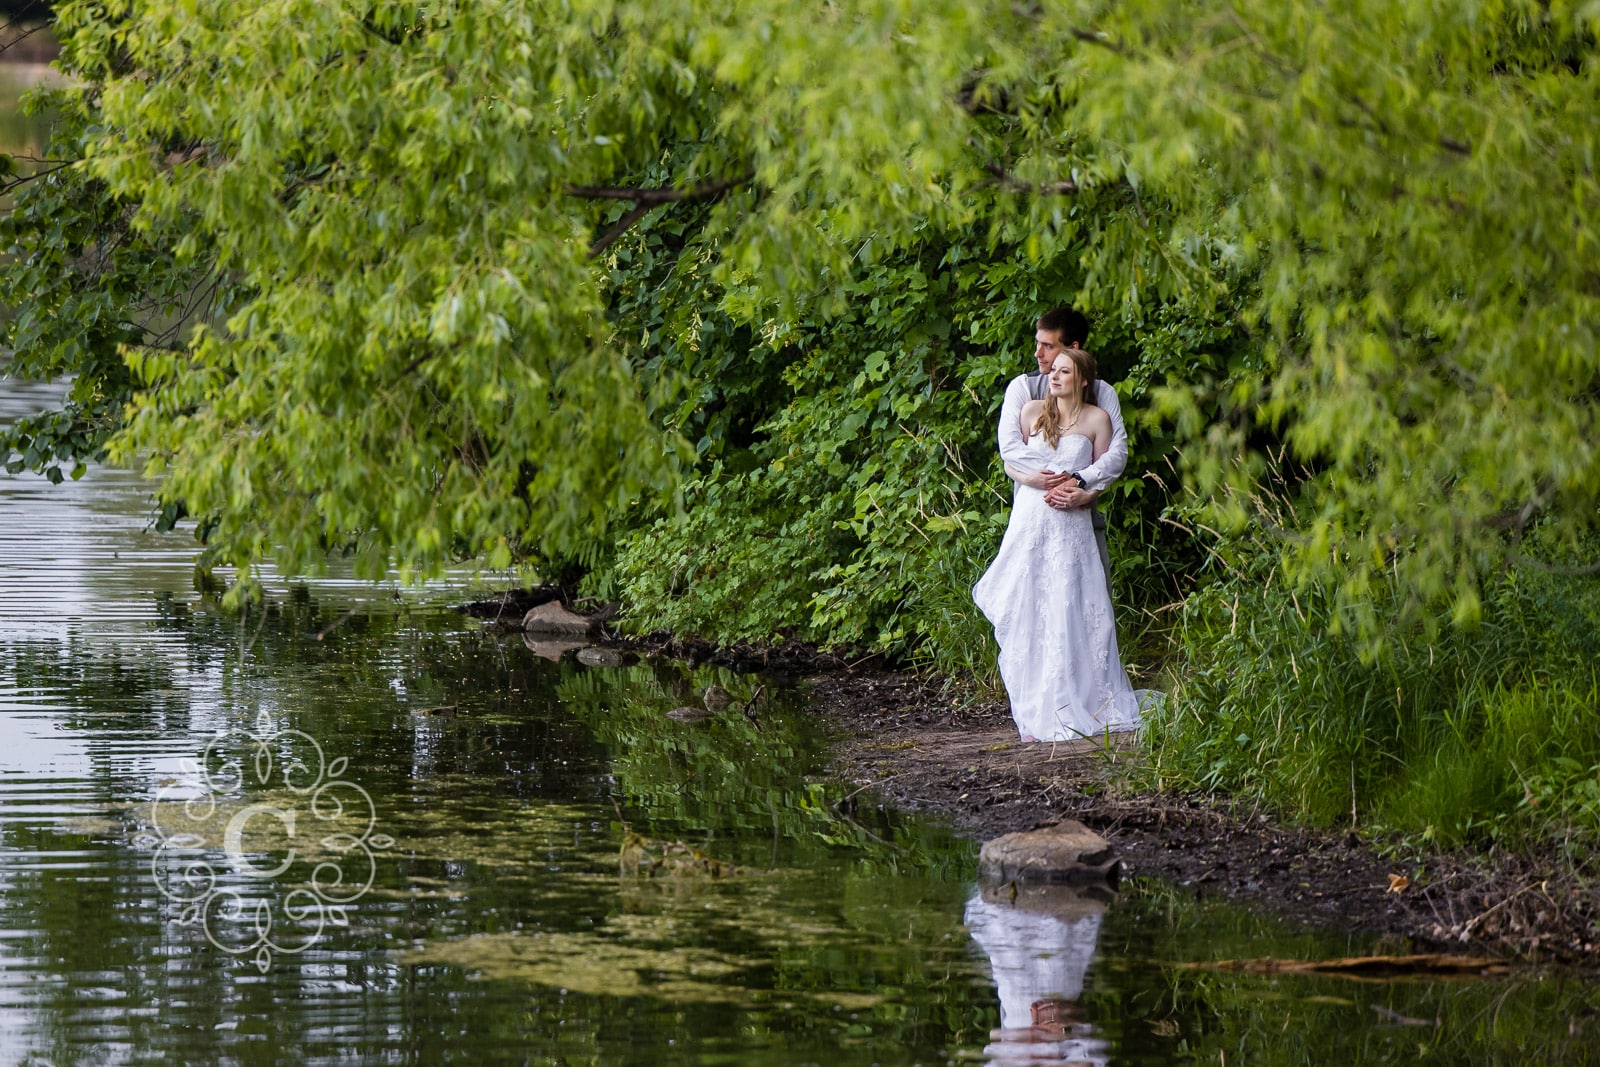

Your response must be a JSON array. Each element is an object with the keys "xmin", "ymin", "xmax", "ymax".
[
  {"xmin": 1046, "ymin": 484, "xmax": 1100, "ymax": 510},
  {"xmin": 1008, "ymin": 467, "xmax": 1077, "ymax": 492}
]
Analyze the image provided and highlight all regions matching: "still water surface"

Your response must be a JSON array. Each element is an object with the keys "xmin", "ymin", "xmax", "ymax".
[{"xmin": 3, "ymin": 86, "xmax": 1598, "ymax": 1067}]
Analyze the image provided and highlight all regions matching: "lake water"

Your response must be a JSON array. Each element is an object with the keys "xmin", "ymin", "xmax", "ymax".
[
  {"xmin": 3, "ymin": 64, "xmax": 1597, "ymax": 1067},
  {"xmin": 0, "ymin": 61, "xmax": 60, "ymax": 165}
]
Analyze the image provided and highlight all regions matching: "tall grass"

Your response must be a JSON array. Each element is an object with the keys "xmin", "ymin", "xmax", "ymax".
[{"xmin": 1146, "ymin": 553, "xmax": 1600, "ymax": 858}]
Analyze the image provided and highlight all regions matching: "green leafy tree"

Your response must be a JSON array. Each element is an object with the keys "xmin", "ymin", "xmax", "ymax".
[
  {"xmin": 2, "ymin": 0, "xmax": 1595, "ymax": 635},
  {"xmin": 1084, "ymin": 1, "xmax": 1600, "ymax": 630}
]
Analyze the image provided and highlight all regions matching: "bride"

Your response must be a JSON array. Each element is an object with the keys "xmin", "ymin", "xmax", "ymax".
[{"xmin": 973, "ymin": 348, "xmax": 1143, "ymax": 742}]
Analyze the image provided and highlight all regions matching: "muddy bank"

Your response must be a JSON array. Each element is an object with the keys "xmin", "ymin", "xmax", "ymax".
[{"xmin": 796, "ymin": 667, "xmax": 1600, "ymax": 966}]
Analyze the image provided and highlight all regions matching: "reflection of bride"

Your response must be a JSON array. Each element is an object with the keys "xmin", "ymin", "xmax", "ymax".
[{"xmin": 963, "ymin": 884, "xmax": 1111, "ymax": 1066}]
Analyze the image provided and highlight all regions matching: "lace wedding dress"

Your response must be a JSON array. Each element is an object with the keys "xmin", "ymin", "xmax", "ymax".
[{"xmin": 973, "ymin": 432, "xmax": 1143, "ymax": 741}]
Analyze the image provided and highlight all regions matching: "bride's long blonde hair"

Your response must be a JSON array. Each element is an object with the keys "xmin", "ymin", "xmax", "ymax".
[{"xmin": 1034, "ymin": 347, "xmax": 1098, "ymax": 448}]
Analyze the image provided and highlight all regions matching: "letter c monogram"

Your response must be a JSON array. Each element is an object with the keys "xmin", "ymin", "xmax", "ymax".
[{"xmin": 223, "ymin": 804, "xmax": 297, "ymax": 878}]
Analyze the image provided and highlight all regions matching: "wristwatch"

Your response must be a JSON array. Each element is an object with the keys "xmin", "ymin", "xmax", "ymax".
[{"xmin": 1070, "ymin": 473, "xmax": 1088, "ymax": 490}]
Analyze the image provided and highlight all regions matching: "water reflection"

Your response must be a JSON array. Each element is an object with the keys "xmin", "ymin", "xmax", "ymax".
[
  {"xmin": 1, "ymin": 484, "xmax": 1597, "ymax": 1065},
  {"xmin": 521, "ymin": 632, "xmax": 589, "ymax": 661},
  {"xmin": 966, "ymin": 883, "xmax": 1111, "ymax": 1066}
]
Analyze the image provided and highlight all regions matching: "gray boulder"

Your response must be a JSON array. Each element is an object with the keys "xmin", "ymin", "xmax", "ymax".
[
  {"xmin": 521, "ymin": 602, "xmax": 596, "ymax": 635},
  {"xmin": 978, "ymin": 820, "xmax": 1121, "ymax": 885}
]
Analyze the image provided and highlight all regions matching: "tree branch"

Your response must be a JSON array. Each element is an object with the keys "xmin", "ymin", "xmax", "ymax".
[
  {"xmin": 1069, "ymin": 27, "xmax": 1124, "ymax": 54},
  {"xmin": 565, "ymin": 172, "xmax": 753, "ymax": 207},
  {"xmin": 0, "ymin": 2, "xmax": 53, "ymax": 61},
  {"xmin": 395, "ymin": 351, "xmax": 436, "ymax": 380},
  {"xmin": 1482, "ymin": 495, "xmax": 1548, "ymax": 534},
  {"xmin": 588, "ymin": 203, "xmax": 652, "ymax": 257},
  {"xmin": 0, "ymin": 22, "xmax": 48, "ymax": 59},
  {"xmin": 148, "ymin": 270, "xmax": 225, "ymax": 348},
  {"xmin": 980, "ymin": 162, "xmax": 1079, "ymax": 195},
  {"xmin": 567, "ymin": 172, "xmax": 754, "ymax": 257},
  {"xmin": 0, "ymin": 160, "xmax": 76, "ymax": 195},
  {"xmin": 1505, "ymin": 551, "xmax": 1600, "ymax": 577}
]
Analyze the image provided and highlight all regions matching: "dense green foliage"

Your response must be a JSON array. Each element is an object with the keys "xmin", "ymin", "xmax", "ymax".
[
  {"xmin": 603, "ymin": 229, "xmax": 1203, "ymax": 672},
  {"xmin": 3, "ymin": 0, "xmax": 1599, "ymax": 853},
  {"xmin": 5, "ymin": 0, "xmax": 1592, "ymax": 605}
]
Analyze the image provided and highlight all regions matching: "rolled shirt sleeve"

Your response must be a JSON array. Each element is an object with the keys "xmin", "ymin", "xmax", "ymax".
[
  {"xmin": 1074, "ymin": 379, "xmax": 1127, "ymax": 493},
  {"xmin": 997, "ymin": 374, "xmax": 1036, "ymax": 477}
]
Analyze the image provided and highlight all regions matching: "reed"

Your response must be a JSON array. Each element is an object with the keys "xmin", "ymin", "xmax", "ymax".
[{"xmin": 1145, "ymin": 555, "xmax": 1600, "ymax": 856}]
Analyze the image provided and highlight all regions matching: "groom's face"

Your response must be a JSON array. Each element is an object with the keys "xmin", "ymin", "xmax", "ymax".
[{"xmin": 1034, "ymin": 328, "xmax": 1075, "ymax": 374}]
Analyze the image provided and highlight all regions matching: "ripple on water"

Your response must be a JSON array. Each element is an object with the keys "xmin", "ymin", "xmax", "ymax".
[
  {"xmin": 0, "ymin": 464, "xmax": 199, "ymax": 642},
  {"xmin": 0, "ymin": 452, "xmax": 487, "ymax": 1060}
]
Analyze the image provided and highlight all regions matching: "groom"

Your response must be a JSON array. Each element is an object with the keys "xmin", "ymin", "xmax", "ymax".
[{"xmin": 996, "ymin": 307, "xmax": 1128, "ymax": 594}]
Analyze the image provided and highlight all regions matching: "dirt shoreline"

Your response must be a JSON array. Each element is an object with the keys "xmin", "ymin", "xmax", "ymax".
[
  {"xmin": 467, "ymin": 592, "xmax": 1599, "ymax": 965},
  {"xmin": 790, "ymin": 665, "xmax": 1600, "ymax": 966}
]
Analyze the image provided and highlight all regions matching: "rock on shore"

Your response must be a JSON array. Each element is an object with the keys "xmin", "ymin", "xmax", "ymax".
[{"xmin": 978, "ymin": 820, "xmax": 1121, "ymax": 885}]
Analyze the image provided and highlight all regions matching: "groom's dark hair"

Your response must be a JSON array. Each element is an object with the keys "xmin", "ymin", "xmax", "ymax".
[{"xmin": 1036, "ymin": 307, "xmax": 1090, "ymax": 346}]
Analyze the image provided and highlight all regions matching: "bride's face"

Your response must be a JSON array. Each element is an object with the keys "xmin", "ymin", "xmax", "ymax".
[{"xmin": 1047, "ymin": 353, "xmax": 1080, "ymax": 397}]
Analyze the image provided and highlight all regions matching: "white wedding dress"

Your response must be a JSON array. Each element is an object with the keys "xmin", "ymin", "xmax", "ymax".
[{"xmin": 974, "ymin": 432, "xmax": 1143, "ymax": 741}]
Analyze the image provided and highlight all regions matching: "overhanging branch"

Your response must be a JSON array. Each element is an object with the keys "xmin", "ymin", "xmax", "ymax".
[
  {"xmin": 1068, "ymin": 27, "xmax": 1125, "ymax": 54},
  {"xmin": 588, "ymin": 203, "xmax": 652, "ymax": 258},
  {"xmin": 0, "ymin": 160, "xmax": 76, "ymax": 195},
  {"xmin": 980, "ymin": 162, "xmax": 1079, "ymax": 195},
  {"xmin": 566, "ymin": 172, "xmax": 755, "ymax": 257}
]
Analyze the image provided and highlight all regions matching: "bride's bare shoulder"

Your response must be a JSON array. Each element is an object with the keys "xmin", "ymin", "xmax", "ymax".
[{"xmin": 1019, "ymin": 398, "xmax": 1045, "ymax": 439}]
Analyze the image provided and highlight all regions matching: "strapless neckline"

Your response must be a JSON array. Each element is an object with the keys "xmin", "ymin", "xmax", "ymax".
[{"xmin": 1029, "ymin": 433, "xmax": 1093, "ymax": 462}]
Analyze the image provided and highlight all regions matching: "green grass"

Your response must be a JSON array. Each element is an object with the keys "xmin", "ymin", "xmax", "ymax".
[{"xmin": 1141, "ymin": 553, "xmax": 1600, "ymax": 859}]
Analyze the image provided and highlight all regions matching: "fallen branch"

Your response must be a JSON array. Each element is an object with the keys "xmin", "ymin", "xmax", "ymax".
[
  {"xmin": 1173, "ymin": 953, "xmax": 1509, "ymax": 978},
  {"xmin": 738, "ymin": 684, "xmax": 766, "ymax": 730},
  {"xmin": 1459, "ymin": 880, "xmax": 1550, "ymax": 939},
  {"xmin": 833, "ymin": 770, "xmax": 916, "ymax": 808}
]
